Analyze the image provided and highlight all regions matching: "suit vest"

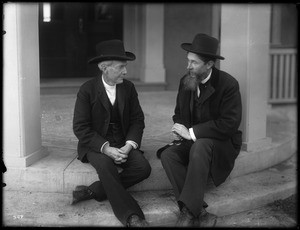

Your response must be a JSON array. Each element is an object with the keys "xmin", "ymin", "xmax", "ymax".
[{"xmin": 105, "ymin": 99, "xmax": 125, "ymax": 147}]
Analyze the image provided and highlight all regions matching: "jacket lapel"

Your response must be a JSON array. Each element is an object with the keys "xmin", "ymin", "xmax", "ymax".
[
  {"xmin": 116, "ymin": 83, "xmax": 125, "ymax": 126},
  {"xmin": 199, "ymin": 83, "xmax": 215, "ymax": 104},
  {"xmin": 189, "ymin": 91, "xmax": 194, "ymax": 122},
  {"xmin": 97, "ymin": 76, "xmax": 110, "ymax": 113},
  {"xmin": 198, "ymin": 68, "xmax": 217, "ymax": 103}
]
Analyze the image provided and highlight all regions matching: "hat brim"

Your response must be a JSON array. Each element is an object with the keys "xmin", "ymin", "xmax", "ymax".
[
  {"xmin": 88, "ymin": 51, "xmax": 136, "ymax": 64},
  {"xmin": 181, "ymin": 43, "xmax": 225, "ymax": 60}
]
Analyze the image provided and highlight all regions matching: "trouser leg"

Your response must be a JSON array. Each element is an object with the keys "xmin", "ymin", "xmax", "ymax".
[
  {"xmin": 161, "ymin": 139, "xmax": 213, "ymax": 216},
  {"xmin": 86, "ymin": 149, "xmax": 151, "ymax": 225},
  {"xmin": 118, "ymin": 149, "xmax": 151, "ymax": 188},
  {"xmin": 160, "ymin": 141, "xmax": 191, "ymax": 200},
  {"xmin": 88, "ymin": 149, "xmax": 151, "ymax": 200},
  {"xmin": 179, "ymin": 139, "xmax": 213, "ymax": 217}
]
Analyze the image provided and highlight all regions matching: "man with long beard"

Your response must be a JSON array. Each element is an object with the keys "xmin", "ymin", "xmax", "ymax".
[{"xmin": 159, "ymin": 33, "xmax": 243, "ymax": 227}]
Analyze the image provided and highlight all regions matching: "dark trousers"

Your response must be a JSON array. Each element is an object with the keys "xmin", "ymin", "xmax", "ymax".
[
  {"xmin": 86, "ymin": 149, "xmax": 151, "ymax": 225},
  {"xmin": 160, "ymin": 138, "xmax": 213, "ymax": 217}
]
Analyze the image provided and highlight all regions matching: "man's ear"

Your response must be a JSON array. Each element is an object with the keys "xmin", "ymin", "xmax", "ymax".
[
  {"xmin": 207, "ymin": 60, "xmax": 214, "ymax": 69},
  {"xmin": 98, "ymin": 63, "xmax": 106, "ymax": 72}
]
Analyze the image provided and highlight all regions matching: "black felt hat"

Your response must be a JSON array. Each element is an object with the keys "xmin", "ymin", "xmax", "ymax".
[
  {"xmin": 88, "ymin": 39, "xmax": 136, "ymax": 64},
  {"xmin": 181, "ymin": 33, "xmax": 224, "ymax": 60}
]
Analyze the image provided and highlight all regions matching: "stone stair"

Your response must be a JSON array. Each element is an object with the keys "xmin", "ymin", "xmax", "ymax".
[
  {"xmin": 3, "ymin": 154, "xmax": 297, "ymax": 227},
  {"xmin": 5, "ymin": 129, "xmax": 296, "ymax": 194}
]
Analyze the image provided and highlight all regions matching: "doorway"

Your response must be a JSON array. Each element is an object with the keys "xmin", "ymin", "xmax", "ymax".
[{"xmin": 38, "ymin": 2, "xmax": 123, "ymax": 79}]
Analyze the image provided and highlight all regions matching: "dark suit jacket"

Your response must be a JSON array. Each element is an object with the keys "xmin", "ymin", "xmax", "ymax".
[
  {"xmin": 73, "ymin": 76, "xmax": 145, "ymax": 163},
  {"xmin": 173, "ymin": 67, "xmax": 242, "ymax": 186}
]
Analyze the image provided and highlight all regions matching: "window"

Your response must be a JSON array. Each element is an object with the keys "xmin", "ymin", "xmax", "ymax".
[{"xmin": 271, "ymin": 4, "xmax": 298, "ymax": 48}]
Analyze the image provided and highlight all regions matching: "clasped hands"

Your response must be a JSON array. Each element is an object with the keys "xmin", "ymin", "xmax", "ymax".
[
  {"xmin": 102, "ymin": 123, "xmax": 191, "ymax": 164},
  {"xmin": 171, "ymin": 123, "xmax": 192, "ymax": 140},
  {"xmin": 102, "ymin": 142, "xmax": 132, "ymax": 164}
]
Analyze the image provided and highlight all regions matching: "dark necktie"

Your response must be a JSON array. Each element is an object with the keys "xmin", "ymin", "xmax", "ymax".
[{"xmin": 198, "ymin": 83, "xmax": 206, "ymax": 98}]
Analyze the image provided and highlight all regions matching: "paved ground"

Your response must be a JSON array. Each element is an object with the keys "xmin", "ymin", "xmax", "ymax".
[{"xmin": 218, "ymin": 194, "xmax": 297, "ymax": 227}]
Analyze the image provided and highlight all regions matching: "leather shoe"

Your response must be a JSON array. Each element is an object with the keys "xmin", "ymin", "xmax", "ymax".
[
  {"xmin": 126, "ymin": 214, "xmax": 149, "ymax": 227},
  {"xmin": 176, "ymin": 205, "xmax": 196, "ymax": 227},
  {"xmin": 71, "ymin": 185, "xmax": 94, "ymax": 205},
  {"xmin": 199, "ymin": 208, "xmax": 218, "ymax": 227}
]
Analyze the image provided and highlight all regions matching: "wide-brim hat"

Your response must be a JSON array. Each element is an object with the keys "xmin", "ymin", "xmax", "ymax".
[
  {"xmin": 181, "ymin": 33, "xmax": 225, "ymax": 60},
  {"xmin": 88, "ymin": 39, "xmax": 136, "ymax": 64}
]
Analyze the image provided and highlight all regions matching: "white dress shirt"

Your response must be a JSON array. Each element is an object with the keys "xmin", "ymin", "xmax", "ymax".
[
  {"xmin": 102, "ymin": 76, "xmax": 116, "ymax": 105},
  {"xmin": 100, "ymin": 76, "xmax": 138, "ymax": 153}
]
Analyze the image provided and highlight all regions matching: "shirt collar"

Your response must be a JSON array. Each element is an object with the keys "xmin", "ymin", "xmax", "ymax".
[{"xmin": 201, "ymin": 68, "xmax": 212, "ymax": 84}]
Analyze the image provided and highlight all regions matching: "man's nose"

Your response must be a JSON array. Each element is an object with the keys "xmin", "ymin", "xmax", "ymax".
[{"xmin": 187, "ymin": 62, "xmax": 192, "ymax": 70}]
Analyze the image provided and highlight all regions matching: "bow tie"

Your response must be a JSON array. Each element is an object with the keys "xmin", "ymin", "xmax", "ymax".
[
  {"xmin": 197, "ymin": 83, "xmax": 206, "ymax": 98},
  {"xmin": 199, "ymin": 83, "xmax": 207, "ymax": 89}
]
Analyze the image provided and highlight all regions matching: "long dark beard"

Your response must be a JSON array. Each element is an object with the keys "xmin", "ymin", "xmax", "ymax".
[{"xmin": 182, "ymin": 73, "xmax": 201, "ymax": 91}]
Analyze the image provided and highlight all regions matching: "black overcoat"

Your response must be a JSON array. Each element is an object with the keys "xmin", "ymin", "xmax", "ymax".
[
  {"xmin": 173, "ymin": 67, "xmax": 242, "ymax": 186},
  {"xmin": 73, "ymin": 76, "xmax": 145, "ymax": 163}
]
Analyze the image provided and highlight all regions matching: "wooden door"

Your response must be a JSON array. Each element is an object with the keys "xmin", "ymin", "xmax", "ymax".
[{"xmin": 39, "ymin": 2, "xmax": 123, "ymax": 79}]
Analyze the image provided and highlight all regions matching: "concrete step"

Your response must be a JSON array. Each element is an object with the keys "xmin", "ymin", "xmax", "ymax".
[
  {"xmin": 4, "ymin": 129, "xmax": 296, "ymax": 194},
  {"xmin": 3, "ymin": 154, "xmax": 296, "ymax": 227}
]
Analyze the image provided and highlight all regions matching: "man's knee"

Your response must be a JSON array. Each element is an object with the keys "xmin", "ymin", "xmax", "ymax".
[
  {"xmin": 131, "ymin": 150, "xmax": 152, "ymax": 179},
  {"xmin": 87, "ymin": 152, "xmax": 115, "ymax": 172},
  {"xmin": 192, "ymin": 138, "xmax": 213, "ymax": 150},
  {"xmin": 160, "ymin": 148, "xmax": 172, "ymax": 163},
  {"xmin": 141, "ymin": 160, "xmax": 151, "ymax": 179},
  {"xmin": 190, "ymin": 138, "xmax": 214, "ymax": 160}
]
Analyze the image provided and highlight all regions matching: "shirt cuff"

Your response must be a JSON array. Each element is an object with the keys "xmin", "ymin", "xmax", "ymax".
[
  {"xmin": 189, "ymin": 128, "xmax": 197, "ymax": 142},
  {"xmin": 100, "ymin": 141, "xmax": 109, "ymax": 153},
  {"xmin": 126, "ymin": 140, "xmax": 138, "ymax": 149}
]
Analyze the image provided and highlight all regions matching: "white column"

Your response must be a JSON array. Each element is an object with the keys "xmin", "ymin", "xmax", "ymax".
[
  {"xmin": 123, "ymin": 4, "xmax": 144, "ymax": 80},
  {"xmin": 211, "ymin": 4, "xmax": 221, "ymax": 39},
  {"xmin": 3, "ymin": 3, "xmax": 46, "ymax": 167},
  {"xmin": 123, "ymin": 4, "xmax": 166, "ymax": 83},
  {"xmin": 143, "ymin": 4, "xmax": 165, "ymax": 83},
  {"xmin": 220, "ymin": 4, "xmax": 272, "ymax": 152}
]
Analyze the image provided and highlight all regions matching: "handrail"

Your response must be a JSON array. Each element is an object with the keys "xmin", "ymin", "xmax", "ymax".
[{"xmin": 269, "ymin": 48, "xmax": 297, "ymax": 104}]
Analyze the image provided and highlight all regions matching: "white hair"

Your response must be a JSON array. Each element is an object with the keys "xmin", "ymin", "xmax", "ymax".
[{"xmin": 98, "ymin": 60, "xmax": 114, "ymax": 71}]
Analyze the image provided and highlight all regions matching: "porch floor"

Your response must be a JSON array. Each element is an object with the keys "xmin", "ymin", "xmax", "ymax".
[{"xmin": 3, "ymin": 91, "xmax": 297, "ymax": 227}]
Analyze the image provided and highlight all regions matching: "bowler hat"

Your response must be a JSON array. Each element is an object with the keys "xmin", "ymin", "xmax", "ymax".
[
  {"xmin": 181, "ymin": 33, "xmax": 224, "ymax": 60},
  {"xmin": 88, "ymin": 39, "xmax": 136, "ymax": 64}
]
